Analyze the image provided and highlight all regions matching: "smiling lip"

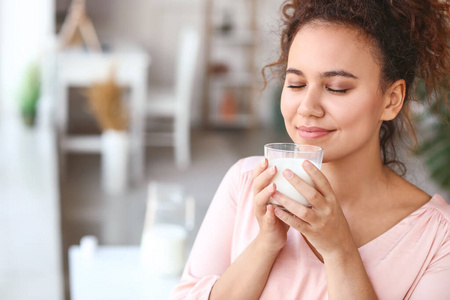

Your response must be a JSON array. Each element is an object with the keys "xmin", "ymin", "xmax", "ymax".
[{"xmin": 297, "ymin": 126, "xmax": 335, "ymax": 139}]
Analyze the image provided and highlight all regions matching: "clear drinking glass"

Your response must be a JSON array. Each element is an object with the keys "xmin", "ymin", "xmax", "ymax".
[
  {"xmin": 264, "ymin": 143, "xmax": 324, "ymax": 207},
  {"xmin": 140, "ymin": 181, "xmax": 195, "ymax": 276}
]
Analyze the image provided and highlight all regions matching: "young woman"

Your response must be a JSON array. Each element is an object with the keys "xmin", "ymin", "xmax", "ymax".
[{"xmin": 171, "ymin": 0, "xmax": 449, "ymax": 299}]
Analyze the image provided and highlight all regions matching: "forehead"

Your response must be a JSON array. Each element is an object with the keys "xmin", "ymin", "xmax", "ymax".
[{"xmin": 287, "ymin": 23, "xmax": 380, "ymax": 77}]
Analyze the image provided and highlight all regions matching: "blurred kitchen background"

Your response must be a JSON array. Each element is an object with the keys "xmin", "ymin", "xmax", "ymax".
[{"xmin": 0, "ymin": 0, "xmax": 448, "ymax": 299}]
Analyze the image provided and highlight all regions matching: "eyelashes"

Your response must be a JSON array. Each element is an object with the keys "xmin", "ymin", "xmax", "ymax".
[
  {"xmin": 286, "ymin": 85, "xmax": 349, "ymax": 94},
  {"xmin": 326, "ymin": 87, "xmax": 349, "ymax": 93},
  {"xmin": 287, "ymin": 85, "xmax": 306, "ymax": 89}
]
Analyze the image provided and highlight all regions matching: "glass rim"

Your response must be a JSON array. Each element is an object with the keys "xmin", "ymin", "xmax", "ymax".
[{"xmin": 264, "ymin": 143, "xmax": 323, "ymax": 153}]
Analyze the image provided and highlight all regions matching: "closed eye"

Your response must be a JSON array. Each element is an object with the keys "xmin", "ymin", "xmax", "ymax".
[
  {"xmin": 287, "ymin": 84, "xmax": 306, "ymax": 90},
  {"xmin": 327, "ymin": 87, "xmax": 349, "ymax": 94}
]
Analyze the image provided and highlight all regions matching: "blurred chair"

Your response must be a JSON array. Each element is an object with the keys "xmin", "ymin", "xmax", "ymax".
[
  {"xmin": 54, "ymin": 46, "xmax": 150, "ymax": 182},
  {"xmin": 146, "ymin": 27, "xmax": 200, "ymax": 169}
]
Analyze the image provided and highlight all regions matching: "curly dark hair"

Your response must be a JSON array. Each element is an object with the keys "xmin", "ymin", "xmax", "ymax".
[{"xmin": 265, "ymin": 0, "xmax": 449, "ymax": 172}]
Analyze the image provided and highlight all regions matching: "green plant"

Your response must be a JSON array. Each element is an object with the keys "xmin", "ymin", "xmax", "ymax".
[
  {"xmin": 17, "ymin": 62, "xmax": 41, "ymax": 126},
  {"xmin": 413, "ymin": 79, "xmax": 450, "ymax": 191}
]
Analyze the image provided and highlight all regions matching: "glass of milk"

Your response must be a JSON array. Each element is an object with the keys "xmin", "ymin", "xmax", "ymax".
[
  {"xmin": 264, "ymin": 143, "xmax": 324, "ymax": 207},
  {"xmin": 140, "ymin": 181, "xmax": 196, "ymax": 277}
]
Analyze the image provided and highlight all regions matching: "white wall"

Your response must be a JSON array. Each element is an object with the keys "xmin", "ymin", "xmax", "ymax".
[
  {"xmin": 0, "ymin": 0, "xmax": 55, "ymax": 114},
  {"xmin": 0, "ymin": 2, "xmax": 2, "ymax": 115}
]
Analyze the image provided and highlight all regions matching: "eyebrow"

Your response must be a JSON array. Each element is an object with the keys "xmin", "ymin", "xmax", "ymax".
[{"xmin": 285, "ymin": 68, "xmax": 358, "ymax": 79}]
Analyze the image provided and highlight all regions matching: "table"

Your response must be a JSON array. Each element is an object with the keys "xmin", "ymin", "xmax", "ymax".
[
  {"xmin": 69, "ymin": 243, "xmax": 180, "ymax": 300},
  {"xmin": 55, "ymin": 45, "xmax": 151, "ymax": 183}
]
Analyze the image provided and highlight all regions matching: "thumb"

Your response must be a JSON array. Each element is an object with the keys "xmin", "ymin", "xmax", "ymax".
[{"xmin": 265, "ymin": 204, "xmax": 278, "ymax": 226}]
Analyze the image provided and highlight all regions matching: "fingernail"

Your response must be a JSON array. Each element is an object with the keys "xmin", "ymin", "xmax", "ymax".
[
  {"xmin": 260, "ymin": 158, "xmax": 267, "ymax": 167},
  {"xmin": 272, "ymin": 191, "xmax": 281, "ymax": 199},
  {"xmin": 283, "ymin": 169, "xmax": 293, "ymax": 179},
  {"xmin": 269, "ymin": 166, "xmax": 277, "ymax": 174},
  {"xmin": 303, "ymin": 160, "xmax": 312, "ymax": 170},
  {"xmin": 275, "ymin": 208, "xmax": 283, "ymax": 217},
  {"xmin": 269, "ymin": 183, "xmax": 276, "ymax": 192}
]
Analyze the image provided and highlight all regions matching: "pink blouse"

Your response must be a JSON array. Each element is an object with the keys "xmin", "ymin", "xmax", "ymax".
[{"xmin": 170, "ymin": 157, "xmax": 450, "ymax": 299}]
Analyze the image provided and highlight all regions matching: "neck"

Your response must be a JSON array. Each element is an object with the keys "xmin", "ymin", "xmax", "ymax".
[{"xmin": 321, "ymin": 140, "xmax": 392, "ymax": 208}]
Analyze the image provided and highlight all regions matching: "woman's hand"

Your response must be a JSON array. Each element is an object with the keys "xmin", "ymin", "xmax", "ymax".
[
  {"xmin": 272, "ymin": 160, "xmax": 355, "ymax": 260},
  {"xmin": 252, "ymin": 158, "xmax": 290, "ymax": 253}
]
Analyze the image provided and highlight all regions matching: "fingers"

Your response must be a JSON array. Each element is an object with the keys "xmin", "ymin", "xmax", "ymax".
[
  {"xmin": 301, "ymin": 160, "xmax": 334, "ymax": 198},
  {"xmin": 252, "ymin": 158, "xmax": 277, "ymax": 195},
  {"xmin": 280, "ymin": 161, "xmax": 333, "ymax": 208},
  {"xmin": 252, "ymin": 158, "xmax": 278, "ymax": 218},
  {"xmin": 274, "ymin": 206, "xmax": 310, "ymax": 232},
  {"xmin": 272, "ymin": 161, "xmax": 339, "ymax": 235},
  {"xmin": 252, "ymin": 157, "xmax": 268, "ymax": 180},
  {"xmin": 281, "ymin": 167, "xmax": 323, "ymax": 209},
  {"xmin": 264, "ymin": 203, "xmax": 278, "ymax": 226},
  {"xmin": 254, "ymin": 182, "xmax": 276, "ymax": 217},
  {"xmin": 272, "ymin": 190, "xmax": 315, "ymax": 225}
]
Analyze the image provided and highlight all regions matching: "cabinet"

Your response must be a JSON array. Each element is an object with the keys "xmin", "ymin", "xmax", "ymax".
[{"xmin": 202, "ymin": 0, "xmax": 259, "ymax": 128}]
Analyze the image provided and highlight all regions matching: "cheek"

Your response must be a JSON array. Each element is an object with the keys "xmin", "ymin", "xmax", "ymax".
[
  {"xmin": 334, "ymin": 95, "xmax": 383, "ymax": 133},
  {"xmin": 280, "ymin": 91, "xmax": 298, "ymax": 120}
]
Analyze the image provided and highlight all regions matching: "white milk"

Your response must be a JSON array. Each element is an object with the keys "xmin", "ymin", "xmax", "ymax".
[
  {"xmin": 140, "ymin": 223, "xmax": 187, "ymax": 276},
  {"xmin": 268, "ymin": 158, "xmax": 315, "ymax": 207}
]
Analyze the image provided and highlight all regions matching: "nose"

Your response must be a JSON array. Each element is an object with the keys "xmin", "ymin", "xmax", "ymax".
[{"xmin": 297, "ymin": 87, "xmax": 325, "ymax": 118}]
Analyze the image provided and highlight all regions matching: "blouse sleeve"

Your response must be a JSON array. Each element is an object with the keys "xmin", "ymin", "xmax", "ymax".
[
  {"xmin": 409, "ymin": 228, "xmax": 450, "ymax": 300},
  {"xmin": 170, "ymin": 159, "xmax": 243, "ymax": 300}
]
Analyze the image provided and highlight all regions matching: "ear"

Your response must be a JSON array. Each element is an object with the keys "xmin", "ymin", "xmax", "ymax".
[{"xmin": 380, "ymin": 79, "xmax": 406, "ymax": 121}]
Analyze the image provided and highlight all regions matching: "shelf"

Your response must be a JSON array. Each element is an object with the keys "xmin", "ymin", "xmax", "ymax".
[
  {"xmin": 202, "ymin": 0, "xmax": 259, "ymax": 129},
  {"xmin": 211, "ymin": 31, "xmax": 259, "ymax": 46},
  {"xmin": 209, "ymin": 72, "xmax": 253, "ymax": 88},
  {"xmin": 208, "ymin": 113, "xmax": 254, "ymax": 128}
]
